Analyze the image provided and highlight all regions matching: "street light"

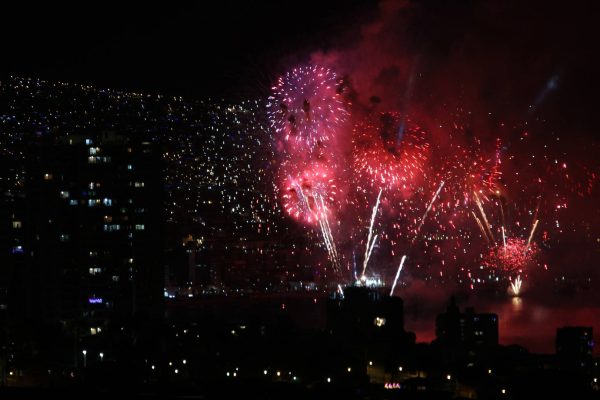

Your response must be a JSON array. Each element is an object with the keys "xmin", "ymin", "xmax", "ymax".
[
  {"xmin": 82, "ymin": 350, "xmax": 87, "ymax": 368},
  {"xmin": 99, "ymin": 352, "xmax": 104, "ymax": 362}
]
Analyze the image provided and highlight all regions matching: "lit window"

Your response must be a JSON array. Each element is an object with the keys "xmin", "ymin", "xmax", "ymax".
[
  {"xmin": 89, "ymin": 267, "xmax": 102, "ymax": 275},
  {"xmin": 11, "ymin": 245, "xmax": 24, "ymax": 254},
  {"xmin": 135, "ymin": 224, "xmax": 145, "ymax": 231},
  {"xmin": 88, "ymin": 156, "xmax": 97, "ymax": 164},
  {"xmin": 112, "ymin": 275, "xmax": 119, "ymax": 282},
  {"xmin": 103, "ymin": 215, "xmax": 113, "ymax": 223},
  {"xmin": 102, "ymin": 198, "xmax": 112, "ymax": 206},
  {"xmin": 127, "ymin": 164, "xmax": 133, "ymax": 170},
  {"xmin": 103, "ymin": 224, "xmax": 120, "ymax": 232},
  {"xmin": 12, "ymin": 221, "xmax": 22, "ymax": 229},
  {"xmin": 60, "ymin": 191, "xmax": 70, "ymax": 198},
  {"xmin": 59, "ymin": 234, "xmax": 70, "ymax": 242},
  {"xmin": 374, "ymin": 317, "xmax": 386, "ymax": 327},
  {"xmin": 85, "ymin": 139, "xmax": 93, "ymax": 145},
  {"xmin": 134, "ymin": 182, "xmax": 145, "ymax": 188},
  {"xmin": 44, "ymin": 173, "xmax": 53, "ymax": 180},
  {"xmin": 89, "ymin": 147, "xmax": 100, "ymax": 155}
]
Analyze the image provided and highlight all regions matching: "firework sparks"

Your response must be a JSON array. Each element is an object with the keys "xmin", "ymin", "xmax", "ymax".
[
  {"xmin": 413, "ymin": 180, "xmax": 445, "ymax": 243},
  {"xmin": 474, "ymin": 191, "xmax": 495, "ymax": 242},
  {"xmin": 527, "ymin": 219, "xmax": 539, "ymax": 248},
  {"xmin": 281, "ymin": 165, "xmax": 338, "ymax": 224},
  {"xmin": 361, "ymin": 188, "xmax": 383, "ymax": 279},
  {"xmin": 353, "ymin": 112, "xmax": 429, "ymax": 191},
  {"xmin": 484, "ymin": 237, "xmax": 539, "ymax": 275},
  {"xmin": 267, "ymin": 65, "xmax": 349, "ymax": 150},
  {"xmin": 510, "ymin": 275, "xmax": 523, "ymax": 296},
  {"xmin": 281, "ymin": 164, "xmax": 341, "ymax": 272},
  {"xmin": 262, "ymin": 63, "xmax": 594, "ymax": 292},
  {"xmin": 390, "ymin": 255, "xmax": 407, "ymax": 296}
]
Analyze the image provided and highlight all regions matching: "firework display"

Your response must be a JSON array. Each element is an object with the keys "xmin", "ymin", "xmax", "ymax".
[
  {"xmin": 267, "ymin": 65, "xmax": 349, "ymax": 151},
  {"xmin": 267, "ymin": 64, "xmax": 599, "ymax": 294}
]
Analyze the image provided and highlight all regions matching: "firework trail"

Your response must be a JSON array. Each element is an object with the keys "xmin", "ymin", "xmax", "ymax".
[
  {"xmin": 282, "ymin": 169, "xmax": 341, "ymax": 272},
  {"xmin": 317, "ymin": 195, "xmax": 340, "ymax": 272},
  {"xmin": 510, "ymin": 275, "xmax": 522, "ymax": 296},
  {"xmin": 365, "ymin": 234, "xmax": 378, "ymax": 271},
  {"xmin": 390, "ymin": 255, "xmax": 407, "ymax": 296},
  {"xmin": 337, "ymin": 284, "xmax": 345, "ymax": 298},
  {"xmin": 474, "ymin": 191, "xmax": 495, "ymax": 242},
  {"xmin": 361, "ymin": 188, "xmax": 383, "ymax": 278},
  {"xmin": 412, "ymin": 180, "xmax": 445, "ymax": 243},
  {"xmin": 472, "ymin": 211, "xmax": 491, "ymax": 244},
  {"xmin": 526, "ymin": 219, "xmax": 539, "ymax": 248}
]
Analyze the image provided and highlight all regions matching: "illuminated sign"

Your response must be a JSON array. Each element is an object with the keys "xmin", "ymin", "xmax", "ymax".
[
  {"xmin": 88, "ymin": 297, "xmax": 103, "ymax": 304},
  {"xmin": 384, "ymin": 382, "xmax": 401, "ymax": 389}
]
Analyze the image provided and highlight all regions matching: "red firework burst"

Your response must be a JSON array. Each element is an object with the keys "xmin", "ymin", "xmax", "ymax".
[
  {"xmin": 436, "ymin": 138, "xmax": 502, "ymax": 208},
  {"xmin": 353, "ymin": 112, "xmax": 429, "ymax": 191},
  {"xmin": 483, "ymin": 237, "xmax": 539, "ymax": 275}
]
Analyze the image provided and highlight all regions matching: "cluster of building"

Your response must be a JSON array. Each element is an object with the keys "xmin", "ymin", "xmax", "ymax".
[{"xmin": 4, "ymin": 283, "xmax": 597, "ymax": 398}]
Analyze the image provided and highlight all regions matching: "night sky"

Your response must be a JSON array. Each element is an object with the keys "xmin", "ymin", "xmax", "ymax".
[
  {"xmin": 0, "ymin": 1, "xmax": 374, "ymax": 98},
  {"xmin": 1, "ymin": 0, "xmax": 596, "ymax": 130}
]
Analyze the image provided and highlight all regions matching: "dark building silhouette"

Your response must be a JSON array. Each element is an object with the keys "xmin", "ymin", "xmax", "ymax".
[
  {"xmin": 327, "ymin": 286, "xmax": 414, "ymax": 383},
  {"xmin": 327, "ymin": 286, "xmax": 405, "ymax": 340},
  {"xmin": 435, "ymin": 297, "xmax": 498, "ymax": 348},
  {"xmin": 25, "ymin": 132, "xmax": 164, "ymax": 326},
  {"xmin": 556, "ymin": 326, "xmax": 594, "ymax": 369}
]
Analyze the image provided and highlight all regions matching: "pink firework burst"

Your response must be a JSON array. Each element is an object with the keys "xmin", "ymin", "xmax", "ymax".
[
  {"xmin": 353, "ymin": 112, "xmax": 429, "ymax": 191},
  {"xmin": 281, "ymin": 164, "xmax": 339, "ymax": 225},
  {"xmin": 267, "ymin": 65, "xmax": 349, "ymax": 150}
]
